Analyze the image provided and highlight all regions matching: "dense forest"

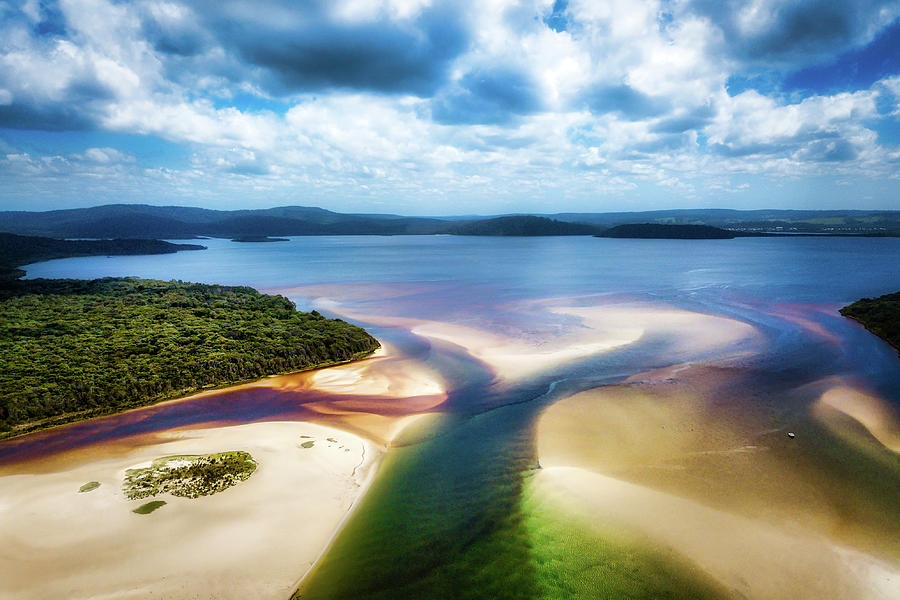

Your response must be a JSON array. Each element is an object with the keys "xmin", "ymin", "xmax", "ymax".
[
  {"xmin": 0, "ymin": 278, "xmax": 380, "ymax": 437},
  {"xmin": 0, "ymin": 232, "xmax": 205, "ymax": 281},
  {"xmin": 840, "ymin": 292, "xmax": 900, "ymax": 354},
  {"xmin": 450, "ymin": 216, "xmax": 601, "ymax": 236}
]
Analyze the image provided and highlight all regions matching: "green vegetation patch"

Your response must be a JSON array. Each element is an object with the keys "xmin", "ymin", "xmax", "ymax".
[
  {"xmin": 133, "ymin": 500, "xmax": 167, "ymax": 514},
  {"xmin": 0, "ymin": 277, "xmax": 380, "ymax": 437},
  {"xmin": 300, "ymin": 440, "xmax": 315, "ymax": 449},
  {"xmin": 840, "ymin": 291, "xmax": 900, "ymax": 354},
  {"xmin": 123, "ymin": 451, "xmax": 257, "ymax": 500},
  {"xmin": 78, "ymin": 481, "xmax": 100, "ymax": 493}
]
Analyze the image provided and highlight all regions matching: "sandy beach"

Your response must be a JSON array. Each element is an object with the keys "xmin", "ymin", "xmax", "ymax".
[{"xmin": 0, "ymin": 421, "xmax": 380, "ymax": 600}]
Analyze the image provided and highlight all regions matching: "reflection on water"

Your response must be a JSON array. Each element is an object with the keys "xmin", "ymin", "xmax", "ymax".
[{"xmin": 8, "ymin": 236, "xmax": 900, "ymax": 597}]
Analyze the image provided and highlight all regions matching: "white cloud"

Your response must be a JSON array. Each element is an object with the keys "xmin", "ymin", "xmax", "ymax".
[{"xmin": 0, "ymin": 0, "xmax": 897, "ymax": 211}]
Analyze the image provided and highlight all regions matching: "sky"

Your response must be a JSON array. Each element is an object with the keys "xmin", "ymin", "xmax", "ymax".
[{"xmin": 1, "ymin": 0, "xmax": 899, "ymax": 215}]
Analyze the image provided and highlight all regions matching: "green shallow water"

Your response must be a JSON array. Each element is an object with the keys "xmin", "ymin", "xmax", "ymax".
[
  {"xmin": 521, "ymin": 477, "xmax": 731, "ymax": 600},
  {"xmin": 296, "ymin": 404, "xmax": 541, "ymax": 599}
]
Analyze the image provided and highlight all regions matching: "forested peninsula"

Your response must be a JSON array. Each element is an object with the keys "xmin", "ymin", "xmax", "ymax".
[
  {"xmin": 840, "ymin": 291, "xmax": 900, "ymax": 355},
  {"xmin": 0, "ymin": 232, "xmax": 205, "ymax": 281},
  {"xmin": 0, "ymin": 278, "xmax": 380, "ymax": 438}
]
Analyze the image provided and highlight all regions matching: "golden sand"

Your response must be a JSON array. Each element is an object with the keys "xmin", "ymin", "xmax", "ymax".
[
  {"xmin": 531, "ymin": 467, "xmax": 900, "ymax": 600},
  {"xmin": 815, "ymin": 382, "xmax": 900, "ymax": 454},
  {"xmin": 533, "ymin": 368, "xmax": 900, "ymax": 600}
]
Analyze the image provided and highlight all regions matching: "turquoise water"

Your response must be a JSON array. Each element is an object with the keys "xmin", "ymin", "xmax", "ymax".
[{"xmin": 15, "ymin": 235, "xmax": 900, "ymax": 597}]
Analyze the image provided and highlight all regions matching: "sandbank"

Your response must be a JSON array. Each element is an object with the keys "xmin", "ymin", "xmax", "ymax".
[
  {"xmin": 0, "ymin": 421, "xmax": 379, "ymax": 600},
  {"xmin": 306, "ymin": 343, "xmax": 444, "ymax": 398},
  {"xmin": 815, "ymin": 382, "xmax": 900, "ymax": 454},
  {"xmin": 533, "ymin": 373, "xmax": 900, "ymax": 599},
  {"xmin": 530, "ymin": 467, "xmax": 900, "ymax": 600},
  {"xmin": 411, "ymin": 303, "xmax": 758, "ymax": 381}
]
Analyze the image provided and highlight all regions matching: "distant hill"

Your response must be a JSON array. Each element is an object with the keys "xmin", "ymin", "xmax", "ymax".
[
  {"xmin": 549, "ymin": 209, "xmax": 900, "ymax": 235},
  {"xmin": 0, "ymin": 204, "xmax": 450, "ymax": 238},
  {"xmin": 0, "ymin": 233, "xmax": 205, "ymax": 281},
  {"xmin": 231, "ymin": 236, "xmax": 289, "ymax": 243},
  {"xmin": 451, "ymin": 216, "xmax": 600, "ymax": 236},
  {"xmin": 0, "ymin": 204, "xmax": 897, "ymax": 239},
  {"xmin": 597, "ymin": 224, "xmax": 739, "ymax": 239}
]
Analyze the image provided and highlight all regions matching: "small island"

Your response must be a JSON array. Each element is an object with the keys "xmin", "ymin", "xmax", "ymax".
[
  {"xmin": 231, "ymin": 236, "xmax": 290, "ymax": 243},
  {"xmin": 840, "ymin": 291, "xmax": 900, "ymax": 354},
  {"xmin": 0, "ymin": 278, "xmax": 380, "ymax": 437},
  {"xmin": 124, "ymin": 451, "xmax": 257, "ymax": 500},
  {"xmin": 596, "ymin": 223, "xmax": 740, "ymax": 239}
]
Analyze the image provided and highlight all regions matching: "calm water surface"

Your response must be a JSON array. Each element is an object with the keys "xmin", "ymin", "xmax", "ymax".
[{"xmin": 12, "ymin": 236, "xmax": 900, "ymax": 598}]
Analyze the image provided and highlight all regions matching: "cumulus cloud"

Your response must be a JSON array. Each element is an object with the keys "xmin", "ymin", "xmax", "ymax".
[
  {"xmin": 0, "ymin": 0, "xmax": 898, "ymax": 211},
  {"xmin": 683, "ymin": 0, "xmax": 900, "ymax": 66},
  {"xmin": 188, "ymin": 0, "xmax": 469, "ymax": 96},
  {"xmin": 431, "ymin": 67, "xmax": 543, "ymax": 124}
]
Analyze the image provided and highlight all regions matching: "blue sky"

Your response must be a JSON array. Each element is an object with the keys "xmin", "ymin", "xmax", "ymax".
[{"xmin": 0, "ymin": 0, "xmax": 899, "ymax": 214}]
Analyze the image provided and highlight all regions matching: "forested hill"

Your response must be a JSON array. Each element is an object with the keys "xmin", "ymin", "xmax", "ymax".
[
  {"xmin": 0, "ymin": 233, "xmax": 205, "ymax": 281},
  {"xmin": 0, "ymin": 278, "xmax": 380, "ymax": 438},
  {"xmin": 840, "ymin": 292, "xmax": 900, "ymax": 355},
  {"xmin": 451, "ymin": 216, "xmax": 601, "ymax": 236}
]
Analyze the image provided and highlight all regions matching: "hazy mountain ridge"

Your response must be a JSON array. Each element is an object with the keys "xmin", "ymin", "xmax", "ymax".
[{"xmin": 1, "ymin": 204, "xmax": 897, "ymax": 238}]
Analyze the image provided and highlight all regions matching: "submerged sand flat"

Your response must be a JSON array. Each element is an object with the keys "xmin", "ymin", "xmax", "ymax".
[
  {"xmin": 0, "ymin": 422, "xmax": 379, "ymax": 600},
  {"xmin": 534, "ymin": 371, "xmax": 900, "ymax": 600},
  {"xmin": 816, "ymin": 382, "xmax": 900, "ymax": 454},
  {"xmin": 412, "ymin": 303, "xmax": 758, "ymax": 381},
  {"xmin": 530, "ymin": 467, "xmax": 900, "ymax": 600}
]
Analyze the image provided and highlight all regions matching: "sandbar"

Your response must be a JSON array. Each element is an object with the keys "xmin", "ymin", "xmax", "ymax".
[
  {"xmin": 412, "ymin": 303, "xmax": 758, "ymax": 381},
  {"xmin": 532, "ymin": 372, "xmax": 900, "ymax": 599},
  {"xmin": 0, "ymin": 421, "xmax": 379, "ymax": 600},
  {"xmin": 815, "ymin": 381, "xmax": 900, "ymax": 454},
  {"xmin": 530, "ymin": 467, "xmax": 900, "ymax": 600}
]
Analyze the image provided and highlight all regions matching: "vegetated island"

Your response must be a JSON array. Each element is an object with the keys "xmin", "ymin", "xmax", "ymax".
[
  {"xmin": 231, "ymin": 236, "xmax": 290, "ymax": 243},
  {"xmin": 451, "ymin": 216, "xmax": 601, "ymax": 236},
  {"xmin": 124, "ymin": 451, "xmax": 257, "ymax": 500},
  {"xmin": 595, "ymin": 223, "xmax": 749, "ymax": 239},
  {"xmin": 0, "ymin": 278, "xmax": 380, "ymax": 438},
  {"xmin": 0, "ymin": 232, "xmax": 205, "ymax": 281},
  {"xmin": 840, "ymin": 291, "xmax": 900, "ymax": 354}
]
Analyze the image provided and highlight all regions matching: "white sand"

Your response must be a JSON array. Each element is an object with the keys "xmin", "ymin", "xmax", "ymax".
[
  {"xmin": 307, "ymin": 343, "xmax": 444, "ymax": 398},
  {"xmin": 0, "ymin": 421, "xmax": 380, "ymax": 600},
  {"xmin": 550, "ymin": 305, "xmax": 758, "ymax": 358},
  {"xmin": 412, "ymin": 320, "xmax": 633, "ymax": 381}
]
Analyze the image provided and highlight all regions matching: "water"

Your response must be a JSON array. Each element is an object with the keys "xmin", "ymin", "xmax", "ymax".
[{"xmin": 12, "ymin": 235, "xmax": 900, "ymax": 598}]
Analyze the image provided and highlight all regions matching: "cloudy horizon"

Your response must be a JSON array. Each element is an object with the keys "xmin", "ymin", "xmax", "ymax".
[{"xmin": 1, "ymin": 0, "xmax": 899, "ymax": 215}]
